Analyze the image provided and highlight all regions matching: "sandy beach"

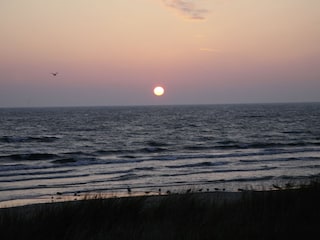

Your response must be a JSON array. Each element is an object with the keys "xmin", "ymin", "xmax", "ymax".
[{"xmin": 0, "ymin": 189, "xmax": 243, "ymax": 209}]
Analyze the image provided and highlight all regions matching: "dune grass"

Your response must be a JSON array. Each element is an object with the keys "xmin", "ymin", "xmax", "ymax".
[{"xmin": 1, "ymin": 182, "xmax": 320, "ymax": 240}]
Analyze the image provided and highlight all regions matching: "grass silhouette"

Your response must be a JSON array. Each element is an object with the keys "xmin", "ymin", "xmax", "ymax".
[{"xmin": 1, "ymin": 181, "xmax": 320, "ymax": 240}]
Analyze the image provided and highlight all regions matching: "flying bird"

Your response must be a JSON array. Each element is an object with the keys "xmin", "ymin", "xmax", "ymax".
[{"xmin": 51, "ymin": 72, "xmax": 58, "ymax": 76}]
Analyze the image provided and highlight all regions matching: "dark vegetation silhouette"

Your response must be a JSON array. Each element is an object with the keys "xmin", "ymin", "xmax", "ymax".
[{"xmin": 1, "ymin": 181, "xmax": 320, "ymax": 240}]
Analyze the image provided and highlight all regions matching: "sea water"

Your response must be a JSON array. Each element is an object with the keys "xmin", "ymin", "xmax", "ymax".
[{"xmin": 1, "ymin": 103, "xmax": 320, "ymax": 203}]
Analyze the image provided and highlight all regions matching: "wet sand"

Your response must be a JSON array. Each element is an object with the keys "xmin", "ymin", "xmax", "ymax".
[{"xmin": 0, "ymin": 190, "xmax": 244, "ymax": 209}]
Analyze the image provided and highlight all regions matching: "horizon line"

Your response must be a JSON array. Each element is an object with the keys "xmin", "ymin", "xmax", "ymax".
[{"xmin": 1, "ymin": 101, "xmax": 319, "ymax": 109}]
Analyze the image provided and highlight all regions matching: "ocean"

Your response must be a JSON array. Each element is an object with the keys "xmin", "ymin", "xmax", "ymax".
[{"xmin": 1, "ymin": 103, "xmax": 320, "ymax": 203}]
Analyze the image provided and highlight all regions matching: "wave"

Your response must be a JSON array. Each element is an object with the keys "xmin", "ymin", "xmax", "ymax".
[
  {"xmin": 0, "ymin": 163, "xmax": 54, "ymax": 173},
  {"xmin": 113, "ymin": 173, "xmax": 137, "ymax": 181},
  {"xmin": 240, "ymin": 156, "xmax": 320, "ymax": 164},
  {"xmin": 0, "ymin": 135, "xmax": 60, "ymax": 143},
  {"xmin": 146, "ymin": 140, "xmax": 170, "ymax": 147},
  {"xmin": 140, "ymin": 147, "xmax": 168, "ymax": 153},
  {"xmin": 299, "ymin": 165, "xmax": 320, "ymax": 169},
  {"xmin": 166, "ymin": 161, "xmax": 228, "ymax": 169},
  {"xmin": 93, "ymin": 147, "xmax": 168, "ymax": 157},
  {"xmin": 276, "ymin": 173, "xmax": 320, "ymax": 180},
  {"xmin": 183, "ymin": 145, "xmax": 214, "ymax": 151},
  {"xmin": 0, "ymin": 169, "xmax": 72, "ymax": 178},
  {"xmin": 134, "ymin": 167, "xmax": 154, "ymax": 171},
  {"xmin": 0, "ymin": 173, "xmax": 91, "ymax": 183},
  {"xmin": 149, "ymin": 148, "xmax": 320, "ymax": 163},
  {"xmin": 45, "ymin": 144, "xmax": 320, "ymax": 165},
  {"xmin": 161, "ymin": 166, "xmax": 277, "ymax": 178},
  {"xmin": 51, "ymin": 158, "xmax": 78, "ymax": 164},
  {"xmin": 0, "ymin": 153, "xmax": 59, "ymax": 161},
  {"xmin": 224, "ymin": 175, "xmax": 275, "ymax": 183},
  {"xmin": 213, "ymin": 141, "xmax": 320, "ymax": 150}
]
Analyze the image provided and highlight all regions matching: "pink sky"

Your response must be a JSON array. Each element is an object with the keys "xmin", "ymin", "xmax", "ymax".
[{"xmin": 0, "ymin": 0, "xmax": 319, "ymax": 107}]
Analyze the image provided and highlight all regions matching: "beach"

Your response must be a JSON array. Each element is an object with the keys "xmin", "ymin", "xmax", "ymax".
[
  {"xmin": 1, "ymin": 182, "xmax": 320, "ymax": 240},
  {"xmin": 0, "ymin": 188, "xmax": 241, "ymax": 209}
]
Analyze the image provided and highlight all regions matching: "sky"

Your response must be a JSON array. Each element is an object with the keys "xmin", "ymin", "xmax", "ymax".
[{"xmin": 0, "ymin": 0, "xmax": 320, "ymax": 107}]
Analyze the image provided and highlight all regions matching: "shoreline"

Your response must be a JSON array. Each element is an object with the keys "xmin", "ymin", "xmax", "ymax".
[
  {"xmin": 0, "ymin": 186, "xmax": 303, "ymax": 210},
  {"xmin": 0, "ymin": 190, "xmax": 244, "ymax": 209},
  {"xmin": 1, "ymin": 177, "xmax": 316, "ymax": 209}
]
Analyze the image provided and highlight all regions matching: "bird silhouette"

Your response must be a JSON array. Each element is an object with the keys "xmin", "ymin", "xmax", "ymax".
[{"xmin": 51, "ymin": 72, "xmax": 58, "ymax": 76}]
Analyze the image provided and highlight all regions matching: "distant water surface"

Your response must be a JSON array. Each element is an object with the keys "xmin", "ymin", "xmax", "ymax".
[{"xmin": 0, "ymin": 103, "xmax": 320, "ymax": 202}]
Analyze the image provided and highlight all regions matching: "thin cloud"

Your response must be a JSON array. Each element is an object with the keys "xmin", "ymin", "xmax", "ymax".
[{"xmin": 162, "ymin": 0, "xmax": 210, "ymax": 20}]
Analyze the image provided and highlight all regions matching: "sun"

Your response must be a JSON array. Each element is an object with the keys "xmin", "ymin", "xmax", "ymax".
[{"xmin": 153, "ymin": 86, "xmax": 165, "ymax": 96}]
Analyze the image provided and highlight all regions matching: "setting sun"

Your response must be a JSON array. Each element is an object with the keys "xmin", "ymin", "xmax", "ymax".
[{"xmin": 153, "ymin": 86, "xmax": 165, "ymax": 96}]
